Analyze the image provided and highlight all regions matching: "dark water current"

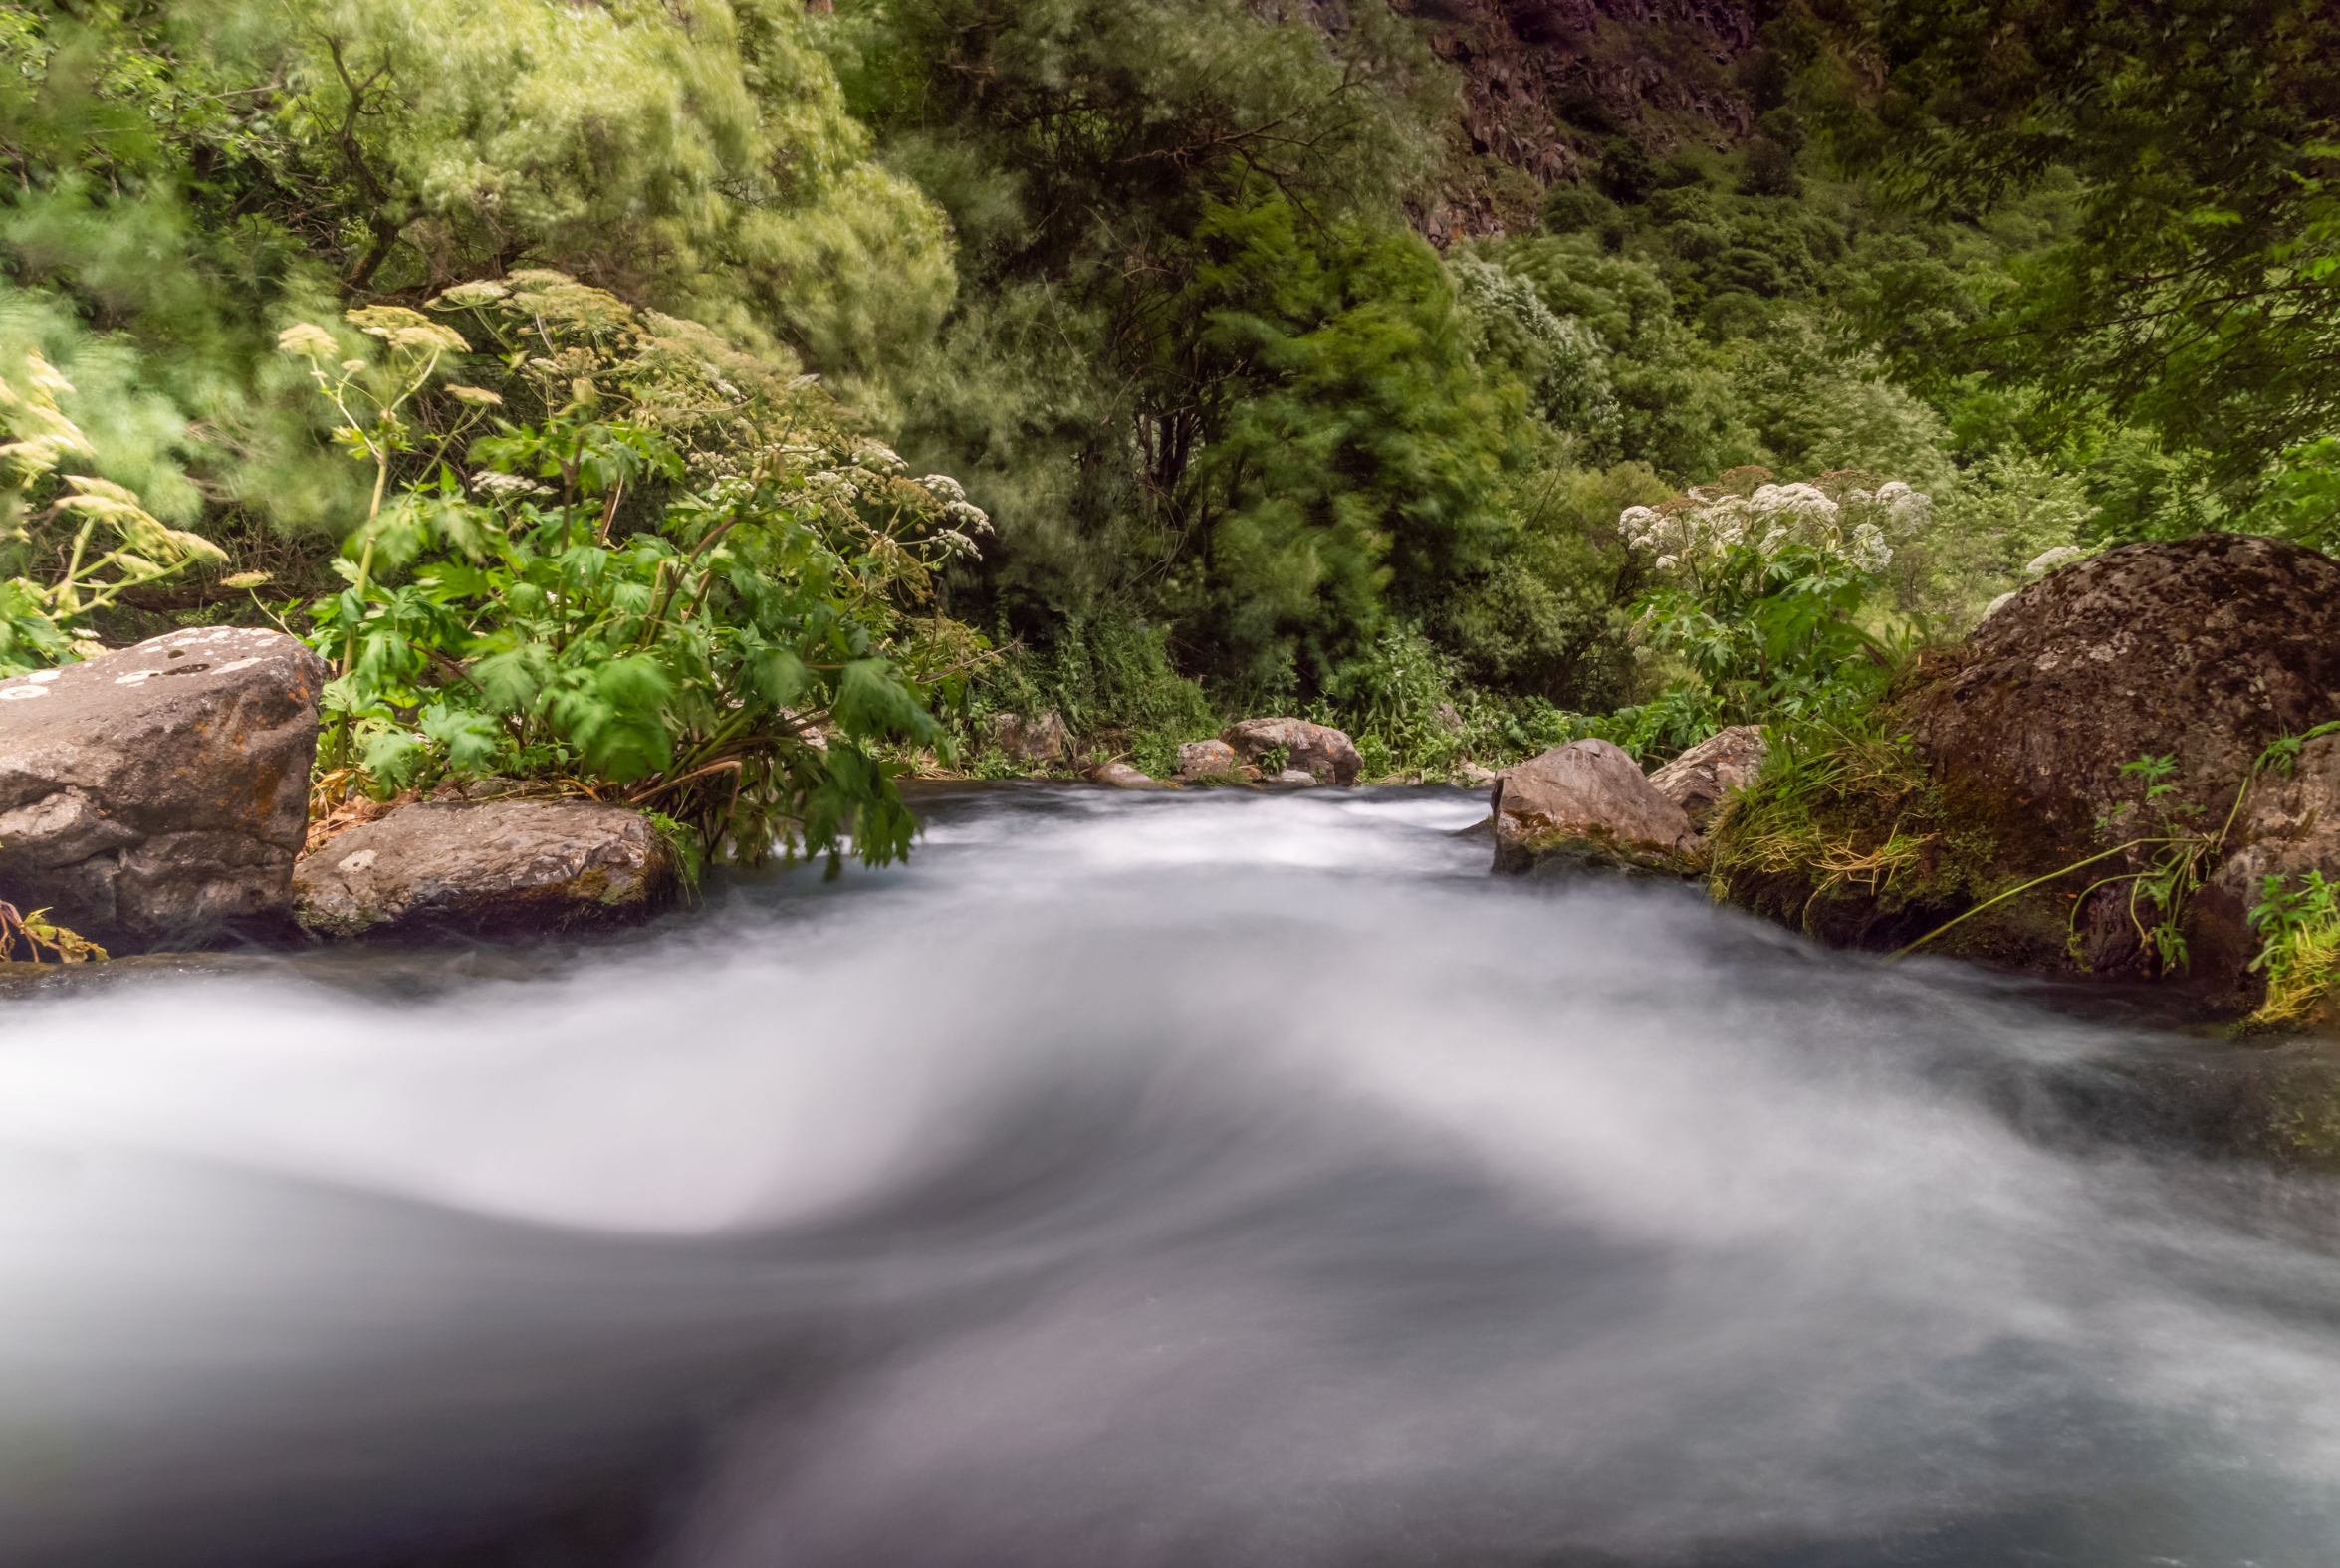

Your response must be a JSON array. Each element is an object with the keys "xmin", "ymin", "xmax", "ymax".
[{"xmin": 6, "ymin": 784, "xmax": 2340, "ymax": 1568}]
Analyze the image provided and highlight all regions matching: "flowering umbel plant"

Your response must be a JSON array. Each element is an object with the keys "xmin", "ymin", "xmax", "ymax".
[
  {"xmin": 1619, "ymin": 473, "xmax": 1921, "ymax": 586},
  {"xmin": 1615, "ymin": 468, "xmax": 1926, "ymax": 730},
  {"xmin": 0, "ymin": 351, "xmax": 228, "ymax": 675}
]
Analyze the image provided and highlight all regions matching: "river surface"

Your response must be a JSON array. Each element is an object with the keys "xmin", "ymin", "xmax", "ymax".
[{"xmin": 5, "ymin": 784, "xmax": 2340, "ymax": 1567}]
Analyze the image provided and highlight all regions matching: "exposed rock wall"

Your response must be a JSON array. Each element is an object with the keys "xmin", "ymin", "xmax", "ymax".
[{"xmin": 1395, "ymin": 0, "xmax": 1767, "ymax": 241}]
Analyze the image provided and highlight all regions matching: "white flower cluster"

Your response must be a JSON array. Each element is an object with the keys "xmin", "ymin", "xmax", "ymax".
[
  {"xmin": 1870, "ymin": 481, "xmax": 1934, "ymax": 529},
  {"xmin": 469, "ymin": 471, "xmax": 552, "ymax": 499},
  {"xmin": 914, "ymin": 471, "xmax": 996, "ymax": 553},
  {"xmin": 1621, "ymin": 478, "xmax": 1914, "ymax": 576}
]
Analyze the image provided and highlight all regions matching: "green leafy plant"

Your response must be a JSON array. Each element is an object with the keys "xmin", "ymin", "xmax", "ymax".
[
  {"xmin": 2254, "ymin": 720, "xmax": 2340, "ymax": 780},
  {"xmin": 2247, "ymin": 870, "xmax": 2340, "ymax": 1026},
  {"xmin": 277, "ymin": 312, "xmax": 502, "ymax": 680},
  {"xmin": 0, "ymin": 898, "xmax": 107, "ymax": 964},
  {"xmin": 295, "ymin": 431, "xmax": 940, "ymax": 872},
  {"xmin": 278, "ymin": 278, "xmax": 1004, "ymax": 873},
  {"xmin": 1620, "ymin": 473, "xmax": 1923, "ymax": 738}
]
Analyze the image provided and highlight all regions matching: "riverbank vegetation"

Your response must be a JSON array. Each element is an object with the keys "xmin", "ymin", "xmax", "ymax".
[{"xmin": 0, "ymin": 0, "xmax": 2332, "ymax": 851}]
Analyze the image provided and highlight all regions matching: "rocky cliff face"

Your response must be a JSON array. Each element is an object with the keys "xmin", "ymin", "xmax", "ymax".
[{"xmin": 1392, "ymin": 0, "xmax": 1769, "ymax": 241}]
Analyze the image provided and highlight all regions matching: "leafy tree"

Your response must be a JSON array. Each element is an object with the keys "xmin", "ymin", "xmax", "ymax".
[
  {"xmin": 817, "ymin": 0, "xmax": 1458, "ymax": 655},
  {"xmin": 1435, "ymin": 460, "xmax": 1673, "ymax": 710},
  {"xmin": 1477, "ymin": 235, "xmax": 1757, "ymax": 483},
  {"xmin": 0, "ymin": 0, "xmax": 951, "ymax": 543},
  {"xmin": 1171, "ymin": 201, "xmax": 1537, "ymax": 686},
  {"xmin": 282, "ymin": 0, "xmax": 954, "ymax": 380},
  {"xmin": 1815, "ymin": 0, "xmax": 2340, "ymax": 494}
]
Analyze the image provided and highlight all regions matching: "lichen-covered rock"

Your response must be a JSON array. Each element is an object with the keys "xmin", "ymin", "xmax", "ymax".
[
  {"xmin": 1712, "ymin": 537, "xmax": 2340, "ymax": 999},
  {"xmin": 1910, "ymin": 534, "xmax": 2340, "ymax": 849},
  {"xmin": 2219, "ymin": 733, "xmax": 2340, "ymax": 898},
  {"xmin": 0, "ymin": 627, "xmax": 326, "ymax": 951},
  {"xmin": 2196, "ymin": 731, "xmax": 2340, "ymax": 990},
  {"xmin": 991, "ymin": 711, "xmax": 1068, "ymax": 764},
  {"xmin": 1904, "ymin": 535, "xmax": 2340, "ymax": 983},
  {"xmin": 1221, "ymin": 718, "xmax": 1361, "ymax": 786},
  {"xmin": 1491, "ymin": 739, "xmax": 1699, "ymax": 875},
  {"xmin": 1177, "ymin": 739, "xmax": 1242, "ymax": 779},
  {"xmin": 294, "ymin": 798, "xmax": 681, "ymax": 941},
  {"xmin": 1647, "ymin": 725, "xmax": 1766, "ymax": 826}
]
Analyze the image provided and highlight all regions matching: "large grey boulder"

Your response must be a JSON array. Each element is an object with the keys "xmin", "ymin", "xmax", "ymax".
[
  {"xmin": 1905, "ymin": 535, "xmax": 2340, "ymax": 986},
  {"xmin": 1221, "ymin": 718, "xmax": 1361, "ymax": 785},
  {"xmin": 1909, "ymin": 534, "xmax": 2340, "ymax": 850},
  {"xmin": 0, "ymin": 627, "xmax": 326, "ymax": 950},
  {"xmin": 1491, "ymin": 738, "xmax": 1699, "ymax": 875},
  {"xmin": 294, "ymin": 797, "xmax": 681, "ymax": 941},
  {"xmin": 1647, "ymin": 725, "xmax": 1767, "ymax": 826}
]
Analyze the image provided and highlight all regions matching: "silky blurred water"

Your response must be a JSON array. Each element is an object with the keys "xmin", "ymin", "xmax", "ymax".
[{"xmin": 3, "ymin": 783, "xmax": 2339, "ymax": 1567}]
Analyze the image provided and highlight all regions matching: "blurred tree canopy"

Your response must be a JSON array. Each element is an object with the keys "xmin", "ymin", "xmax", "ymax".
[{"xmin": 1809, "ymin": 0, "xmax": 2340, "ymax": 493}]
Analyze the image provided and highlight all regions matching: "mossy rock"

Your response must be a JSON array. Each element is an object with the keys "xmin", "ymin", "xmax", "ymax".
[{"xmin": 1711, "ymin": 537, "xmax": 2340, "ymax": 1014}]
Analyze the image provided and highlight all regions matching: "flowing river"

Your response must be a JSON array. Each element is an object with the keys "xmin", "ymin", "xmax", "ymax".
[{"xmin": 5, "ymin": 784, "xmax": 2340, "ymax": 1567}]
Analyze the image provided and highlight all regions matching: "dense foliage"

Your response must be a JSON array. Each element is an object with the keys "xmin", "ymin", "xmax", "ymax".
[{"xmin": 0, "ymin": 0, "xmax": 2329, "ymax": 851}]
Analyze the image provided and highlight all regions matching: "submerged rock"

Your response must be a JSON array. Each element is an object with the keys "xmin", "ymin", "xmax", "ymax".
[
  {"xmin": 294, "ymin": 798, "xmax": 681, "ymax": 941},
  {"xmin": 0, "ymin": 628, "xmax": 326, "ymax": 951},
  {"xmin": 1647, "ymin": 725, "xmax": 1766, "ymax": 826},
  {"xmin": 1491, "ymin": 739, "xmax": 1699, "ymax": 876},
  {"xmin": 1221, "ymin": 718, "xmax": 1361, "ymax": 786}
]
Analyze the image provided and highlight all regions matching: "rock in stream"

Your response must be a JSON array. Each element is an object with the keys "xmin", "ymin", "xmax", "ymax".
[{"xmin": 0, "ymin": 627, "xmax": 326, "ymax": 951}]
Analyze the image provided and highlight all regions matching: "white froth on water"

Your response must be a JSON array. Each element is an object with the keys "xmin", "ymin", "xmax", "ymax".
[{"xmin": 3, "ymin": 784, "xmax": 2339, "ymax": 1566}]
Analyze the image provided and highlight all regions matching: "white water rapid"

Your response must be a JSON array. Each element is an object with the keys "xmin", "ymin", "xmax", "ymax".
[{"xmin": 4, "ymin": 784, "xmax": 2340, "ymax": 1567}]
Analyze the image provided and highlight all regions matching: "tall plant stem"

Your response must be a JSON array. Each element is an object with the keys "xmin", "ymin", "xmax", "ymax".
[
  {"xmin": 339, "ymin": 453, "xmax": 391, "ymax": 677},
  {"xmin": 1890, "ymin": 836, "xmax": 2173, "ymax": 960}
]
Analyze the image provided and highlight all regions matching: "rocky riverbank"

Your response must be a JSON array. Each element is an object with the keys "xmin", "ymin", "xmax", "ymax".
[
  {"xmin": 7, "ymin": 540, "xmax": 2338, "ymax": 1034},
  {"xmin": 1485, "ymin": 536, "xmax": 2340, "ymax": 1029}
]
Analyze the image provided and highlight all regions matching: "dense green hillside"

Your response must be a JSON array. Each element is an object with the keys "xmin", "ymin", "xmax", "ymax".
[{"xmin": 0, "ymin": 0, "xmax": 2328, "ymax": 799}]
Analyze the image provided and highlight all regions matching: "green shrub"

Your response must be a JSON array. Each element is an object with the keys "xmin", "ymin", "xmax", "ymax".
[
  {"xmin": 282, "ymin": 284, "xmax": 993, "ymax": 873},
  {"xmin": 966, "ymin": 606, "xmax": 1218, "ymax": 778},
  {"xmin": 2249, "ymin": 871, "xmax": 2340, "ymax": 1026}
]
